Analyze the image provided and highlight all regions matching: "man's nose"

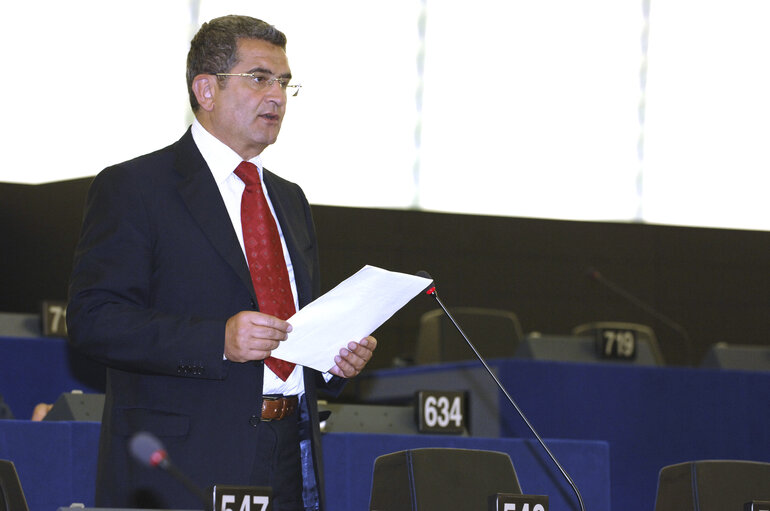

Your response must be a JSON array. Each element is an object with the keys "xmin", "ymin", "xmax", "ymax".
[{"xmin": 264, "ymin": 80, "xmax": 287, "ymax": 102}]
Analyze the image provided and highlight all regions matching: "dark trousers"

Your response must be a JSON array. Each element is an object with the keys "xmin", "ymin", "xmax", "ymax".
[{"xmin": 250, "ymin": 409, "xmax": 303, "ymax": 511}]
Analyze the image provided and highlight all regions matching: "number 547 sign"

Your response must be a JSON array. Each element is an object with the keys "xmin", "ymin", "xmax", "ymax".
[{"xmin": 416, "ymin": 390, "xmax": 467, "ymax": 434}]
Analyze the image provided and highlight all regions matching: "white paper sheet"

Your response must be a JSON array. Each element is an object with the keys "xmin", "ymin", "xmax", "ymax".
[{"xmin": 270, "ymin": 265, "xmax": 432, "ymax": 372}]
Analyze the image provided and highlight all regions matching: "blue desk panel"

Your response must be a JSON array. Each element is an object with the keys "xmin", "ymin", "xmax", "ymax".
[
  {"xmin": 357, "ymin": 359, "xmax": 770, "ymax": 511},
  {"xmin": 7, "ymin": 335, "xmax": 767, "ymax": 511},
  {"xmin": 0, "ymin": 336, "xmax": 104, "ymax": 419},
  {"xmin": 0, "ymin": 420, "xmax": 100, "ymax": 511},
  {"xmin": 323, "ymin": 432, "xmax": 609, "ymax": 511},
  {"xmin": 0, "ymin": 421, "xmax": 609, "ymax": 511}
]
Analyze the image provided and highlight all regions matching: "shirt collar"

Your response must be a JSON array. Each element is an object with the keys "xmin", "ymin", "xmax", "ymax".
[{"xmin": 191, "ymin": 118, "xmax": 264, "ymax": 185}]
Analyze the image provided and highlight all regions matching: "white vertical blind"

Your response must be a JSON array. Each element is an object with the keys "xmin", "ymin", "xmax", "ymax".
[
  {"xmin": 0, "ymin": 1, "xmax": 193, "ymax": 182},
  {"xmin": 642, "ymin": 1, "xmax": 770, "ymax": 230},
  {"xmin": 2, "ymin": 1, "xmax": 769, "ymax": 231},
  {"xmin": 417, "ymin": 1, "xmax": 642, "ymax": 221}
]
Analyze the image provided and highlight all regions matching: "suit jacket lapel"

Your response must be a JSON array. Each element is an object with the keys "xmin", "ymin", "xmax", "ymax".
[{"xmin": 172, "ymin": 129, "xmax": 256, "ymax": 302}]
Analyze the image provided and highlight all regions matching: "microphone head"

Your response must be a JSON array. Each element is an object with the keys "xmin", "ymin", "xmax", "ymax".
[
  {"xmin": 585, "ymin": 267, "xmax": 602, "ymax": 281},
  {"xmin": 416, "ymin": 270, "xmax": 433, "ymax": 281},
  {"xmin": 129, "ymin": 431, "xmax": 169, "ymax": 468},
  {"xmin": 416, "ymin": 270, "xmax": 436, "ymax": 295}
]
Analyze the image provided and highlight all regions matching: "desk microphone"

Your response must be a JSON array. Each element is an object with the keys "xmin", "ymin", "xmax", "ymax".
[
  {"xmin": 416, "ymin": 270, "xmax": 586, "ymax": 511},
  {"xmin": 129, "ymin": 431, "xmax": 210, "ymax": 509},
  {"xmin": 586, "ymin": 267, "xmax": 693, "ymax": 364}
]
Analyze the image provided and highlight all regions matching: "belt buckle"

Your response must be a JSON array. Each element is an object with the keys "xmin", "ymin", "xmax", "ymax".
[{"xmin": 261, "ymin": 394, "xmax": 281, "ymax": 422}]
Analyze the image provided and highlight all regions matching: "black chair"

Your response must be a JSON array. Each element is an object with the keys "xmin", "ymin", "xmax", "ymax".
[
  {"xmin": 0, "ymin": 460, "xmax": 29, "ymax": 511},
  {"xmin": 654, "ymin": 460, "xmax": 770, "ymax": 511},
  {"xmin": 414, "ymin": 307, "xmax": 523, "ymax": 365},
  {"xmin": 369, "ymin": 448, "xmax": 521, "ymax": 511}
]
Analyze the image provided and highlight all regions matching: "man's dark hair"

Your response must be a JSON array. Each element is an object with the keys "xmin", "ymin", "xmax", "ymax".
[{"xmin": 186, "ymin": 15, "xmax": 288, "ymax": 111}]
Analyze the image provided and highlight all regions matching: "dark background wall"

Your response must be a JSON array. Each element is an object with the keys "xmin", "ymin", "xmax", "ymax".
[{"xmin": 2, "ymin": 179, "xmax": 768, "ymax": 368}]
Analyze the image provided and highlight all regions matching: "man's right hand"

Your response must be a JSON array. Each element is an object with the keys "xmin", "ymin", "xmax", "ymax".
[{"xmin": 224, "ymin": 311, "xmax": 292, "ymax": 362}]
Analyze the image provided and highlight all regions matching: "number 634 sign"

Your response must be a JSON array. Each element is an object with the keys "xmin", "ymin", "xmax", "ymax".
[{"xmin": 416, "ymin": 390, "xmax": 467, "ymax": 434}]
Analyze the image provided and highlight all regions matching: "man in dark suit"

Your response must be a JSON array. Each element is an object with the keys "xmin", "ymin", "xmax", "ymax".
[{"xmin": 67, "ymin": 15, "xmax": 376, "ymax": 511}]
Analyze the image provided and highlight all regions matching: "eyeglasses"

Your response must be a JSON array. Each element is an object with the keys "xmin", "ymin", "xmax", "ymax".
[{"xmin": 215, "ymin": 72, "xmax": 302, "ymax": 97}]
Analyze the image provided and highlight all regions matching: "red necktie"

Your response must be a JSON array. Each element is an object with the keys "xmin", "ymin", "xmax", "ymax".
[{"xmin": 234, "ymin": 161, "xmax": 296, "ymax": 381}]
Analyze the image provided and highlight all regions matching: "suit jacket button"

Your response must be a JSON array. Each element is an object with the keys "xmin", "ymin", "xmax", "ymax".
[
  {"xmin": 250, "ymin": 300, "xmax": 258, "ymax": 310},
  {"xmin": 249, "ymin": 415, "xmax": 260, "ymax": 427}
]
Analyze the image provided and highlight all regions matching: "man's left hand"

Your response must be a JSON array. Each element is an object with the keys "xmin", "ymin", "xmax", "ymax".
[{"xmin": 329, "ymin": 336, "xmax": 377, "ymax": 378}]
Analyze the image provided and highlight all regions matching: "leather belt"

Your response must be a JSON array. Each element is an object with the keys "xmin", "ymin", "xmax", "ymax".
[{"xmin": 261, "ymin": 395, "xmax": 298, "ymax": 421}]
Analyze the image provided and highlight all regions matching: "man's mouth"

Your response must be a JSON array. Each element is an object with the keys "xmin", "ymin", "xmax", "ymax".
[{"xmin": 259, "ymin": 113, "xmax": 280, "ymax": 121}]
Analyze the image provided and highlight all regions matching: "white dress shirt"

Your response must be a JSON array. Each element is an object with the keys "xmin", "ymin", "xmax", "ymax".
[{"xmin": 191, "ymin": 119, "xmax": 304, "ymax": 396}]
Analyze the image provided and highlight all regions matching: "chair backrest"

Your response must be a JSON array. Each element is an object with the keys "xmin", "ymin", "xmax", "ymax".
[
  {"xmin": 43, "ymin": 392, "xmax": 105, "ymax": 422},
  {"xmin": 572, "ymin": 321, "xmax": 665, "ymax": 365},
  {"xmin": 0, "ymin": 460, "xmax": 29, "ymax": 511},
  {"xmin": 415, "ymin": 307, "xmax": 523, "ymax": 365},
  {"xmin": 654, "ymin": 460, "xmax": 770, "ymax": 511},
  {"xmin": 369, "ymin": 448, "xmax": 521, "ymax": 511},
  {"xmin": 700, "ymin": 343, "xmax": 770, "ymax": 372}
]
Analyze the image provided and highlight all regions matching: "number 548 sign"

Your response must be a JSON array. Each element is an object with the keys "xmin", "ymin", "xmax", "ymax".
[
  {"xmin": 416, "ymin": 390, "xmax": 466, "ymax": 434},
  {"xmin": 495, "ymin": 494, "xmax": 549, "ymax": 511}
]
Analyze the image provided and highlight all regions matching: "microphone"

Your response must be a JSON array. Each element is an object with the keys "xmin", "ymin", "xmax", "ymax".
[
  {"xmin": 416, "ymin": 271, "xmax": 586, "ymax": 511},
  {"xmin": 586, "ymin": 267, "xmax": 693, "ymax": 364},
  {"xmin": 129, "ymin": 431, "xmax": 210, "ymax": 509}
]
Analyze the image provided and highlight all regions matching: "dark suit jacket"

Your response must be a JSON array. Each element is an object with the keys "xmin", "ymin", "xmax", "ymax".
[{"xmin": 67, "ymin": 128, "xmax": 343, "ymax": 509}]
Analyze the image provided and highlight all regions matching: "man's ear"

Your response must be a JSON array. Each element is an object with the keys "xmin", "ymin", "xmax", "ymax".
[{"xmin": 192, "ymin": 74, "xmax": 216, "ymax": 111}]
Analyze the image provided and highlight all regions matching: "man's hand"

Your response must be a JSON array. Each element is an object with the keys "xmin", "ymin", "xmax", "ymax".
[
  {"xmin": 225, "ymin": 311, "xmax": 292, "ymax": 363},
  {"xmin": 329, "ymin": 336, "xmax": 378, "ymax": 378},
  {"xmin": 31, "ymin": 403, "xmax": 53, "ymax": 421}
]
